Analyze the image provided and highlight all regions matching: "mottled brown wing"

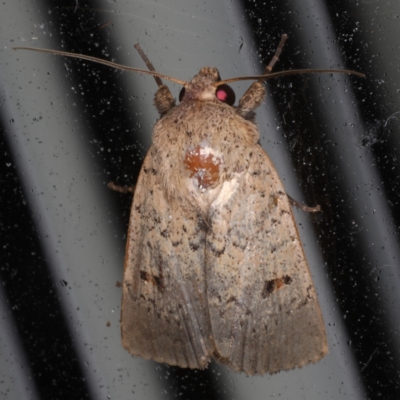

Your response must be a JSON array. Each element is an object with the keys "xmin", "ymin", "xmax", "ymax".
[
  {"xmin": 206, "ymin": 145, "xmax": 328, "ymax": 374},
  {"xmin": 121, "ymin": 146, "xmax": 214, "ymax": 369}
]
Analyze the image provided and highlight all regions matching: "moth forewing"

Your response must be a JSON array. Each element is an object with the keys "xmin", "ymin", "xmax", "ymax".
[
  {"xmin": 121, "ymin": 147, "xmax": 214, "ymax": 369},
  {"xmin": 206, "ymin": 145, "xmax": 327, "ymax": 374}
]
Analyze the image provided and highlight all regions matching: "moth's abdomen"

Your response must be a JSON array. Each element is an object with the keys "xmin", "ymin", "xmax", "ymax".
[{"xmin": 184, "ymin": 145, "xmax": 222, "ymax": 190}]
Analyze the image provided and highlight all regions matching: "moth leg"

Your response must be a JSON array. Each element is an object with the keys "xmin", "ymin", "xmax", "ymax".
[
  {"xmin": 107, "ymin": 181, "xmax": 135, "ymax": 194},
  {"xmin": 134, "ymin": 44, "xmax": 176, "ymax": 115},
  {"xmin": 237, "ymin": 34, "xmax": 288, "ymax": 119},
  {"xmin": 287, "ymin": 194, "xmax": 321, "ymax": 213}
]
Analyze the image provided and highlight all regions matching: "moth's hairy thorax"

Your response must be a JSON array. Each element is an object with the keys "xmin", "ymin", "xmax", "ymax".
[{"xmin": 152, "ymin": 100, "xmax": 260, "ymax": 212}]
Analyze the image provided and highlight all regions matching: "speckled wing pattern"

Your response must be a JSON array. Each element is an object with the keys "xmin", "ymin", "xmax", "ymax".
[
  {"xmin": 206, "ymin": 145, "xmax": 327, "ymax": 374},
  {"xmin": 121, "ymin": 147, "xmax": 214, "ymax": 369},
  {"xmin": 122, "ymin": 143, "xmax": 327, "ymax": 374}
]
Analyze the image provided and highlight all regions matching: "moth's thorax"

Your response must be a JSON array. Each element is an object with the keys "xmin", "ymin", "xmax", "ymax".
[
  {"xmin": 152, "ymin": 98, "xmax": 260, "ymax": 212},
  {"xmin": 183, "ymin": 145, "xmax": 222, "ymax": 191},
  {"xmin": 182, "ymin": 142, "xmax": 243, "ymax": 210}
]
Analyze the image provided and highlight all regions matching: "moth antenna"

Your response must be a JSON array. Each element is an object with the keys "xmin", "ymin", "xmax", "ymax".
[
  {"xmin": 134, "ymin": 43, "xmax": 164, "ymax": 88},
  {"xmin": 263, "ymin": 34, "xmax": 288, "ymax": 75},
  {"xmin": 216, "ymin": 34, "xmax": 364, "ymax": 86},
  {"xmin": 12, "ymin": 46, "xmax": 188, "ymax": 86},
  {"xmin": 215, "ymin": 68, "xmax": 365, "ymax": 86}
]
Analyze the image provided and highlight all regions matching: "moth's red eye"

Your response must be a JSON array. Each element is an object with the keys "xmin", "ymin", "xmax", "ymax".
[
  {"xmin": 216, "ymin": 84, "xmax": 235, "ymax": 105},
  {"xmin": 179, "ymin": 87, "xmax": 186, "ymax": 102}
]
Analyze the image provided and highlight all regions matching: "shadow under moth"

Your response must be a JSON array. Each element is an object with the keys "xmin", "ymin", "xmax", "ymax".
[{"xmin": 14, "ymin": 35, "xmax": 364, "ymax": 375}]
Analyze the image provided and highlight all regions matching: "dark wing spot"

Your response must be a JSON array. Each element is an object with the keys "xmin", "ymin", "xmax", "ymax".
[
  {"xmin": 143, "ymin": 167, "xmax": 157, "ymax": 175},
  {"xmin": 161, "ymin": 229, "xmax": 169, "ymax": 238},
  {"xmin": 209, "ymin": 243, "xmax": 225, "ymax": 257},
  {"xmin": 189, "ymin": 241, "xmax": 200, "ymax": 251},
  {"xmin": 140, "ymin": 270, "xmax": 165, "ymax": 292},
  {"xmin": 262, "ymin": 275, "xmax": 292, "ymax": 298}
]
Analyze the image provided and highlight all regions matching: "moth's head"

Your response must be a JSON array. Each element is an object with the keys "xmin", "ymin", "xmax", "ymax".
[{"xmin": 179, "ymin": 67, "xmax": 236, "ymax": 106}]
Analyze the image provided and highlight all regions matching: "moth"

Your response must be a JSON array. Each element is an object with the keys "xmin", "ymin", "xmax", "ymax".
[{"xmin": 14, "ymin": 36, "xmax": 363, "ymax": 374}]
